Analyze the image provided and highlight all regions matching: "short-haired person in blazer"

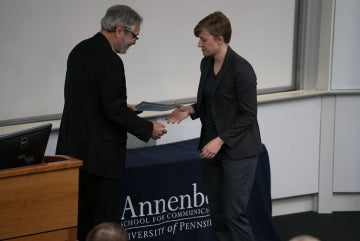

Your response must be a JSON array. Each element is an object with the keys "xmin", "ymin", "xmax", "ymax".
[
  {"xmin": 166, "ymin": 11, "xmax": 262, "ymax": 241},
  {"xmin": 56, "ymin": 5, "xmax": 167, "ymax": 241}
]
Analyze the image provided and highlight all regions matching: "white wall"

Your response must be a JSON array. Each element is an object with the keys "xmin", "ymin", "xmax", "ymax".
[
  {"xmin": 331, "ymin": 0, "xmax": 360, "ymax": 89},
  {"xmin": 258, "ymin": 98, "xmax": 321, "ymax": 199},
  {"xmin": 333, "ymin": 95, "xmax": 360, "ymax": 192}
]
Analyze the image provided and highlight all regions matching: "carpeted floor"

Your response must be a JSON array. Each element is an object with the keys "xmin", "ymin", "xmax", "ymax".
[{"xmin": 272, "ymin": 211, "xmax": 360, "ymax": 241}]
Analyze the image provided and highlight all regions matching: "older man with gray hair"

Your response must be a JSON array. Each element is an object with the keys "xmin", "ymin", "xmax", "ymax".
[{"xmin": 56, "ymin": 4, "xmax": 166, "ymax": 241}]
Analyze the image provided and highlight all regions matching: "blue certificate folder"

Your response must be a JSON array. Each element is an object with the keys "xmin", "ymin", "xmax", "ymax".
[{"xmin": 135, "ymin": 101, "xmax": 177, "ymax": 111}]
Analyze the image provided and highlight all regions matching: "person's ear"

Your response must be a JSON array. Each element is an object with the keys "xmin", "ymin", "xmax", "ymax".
[
  {"xmin": 216, "ymin": 35, "xmax": 224, "ymax": 43},
  {"xmin": 115, "ymin": 26, "xmax": 124, "ymax": 38}
]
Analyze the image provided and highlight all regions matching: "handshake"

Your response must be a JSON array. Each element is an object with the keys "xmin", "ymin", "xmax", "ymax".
[{"xmin": 150, "ymin": 103, "xmax": 194, "ymax": 140}]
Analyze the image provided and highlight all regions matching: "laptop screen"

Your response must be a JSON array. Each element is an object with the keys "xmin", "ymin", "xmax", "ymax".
[{"xmin": 0, "ymin": 123, "xmax": 52, "ymax": 170}]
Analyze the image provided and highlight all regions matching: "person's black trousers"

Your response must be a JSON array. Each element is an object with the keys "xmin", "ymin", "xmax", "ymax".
[
  {"xmin": 77, "ymin": 170, "xmax": 122, "ymax": 241},
  {"xmin": 202, "ymin": 153, "xmax": 258, "ymax": 241}
]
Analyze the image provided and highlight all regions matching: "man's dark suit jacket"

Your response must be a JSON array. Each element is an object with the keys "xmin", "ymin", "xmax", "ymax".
[
  {"xmin": 56, "ymin": 33, "xmax": 153, "ymax": 179},
  {"xmin": 192, "ymin": 46, "xmax": 262, "ymax": 159}
]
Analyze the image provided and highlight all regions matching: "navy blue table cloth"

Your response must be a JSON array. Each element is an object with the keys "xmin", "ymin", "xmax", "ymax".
[{"xmin": 119, "ymin": 139, "xmax": 281, "ymax": 241}]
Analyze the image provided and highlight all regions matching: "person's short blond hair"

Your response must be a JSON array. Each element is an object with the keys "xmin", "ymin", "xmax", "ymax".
[
  {"xmin": 289, "ymin": 234, "xmax": 320, "ymax": 241},
  {"xmin": 86, "ymin": 222, "xmax": 128, "ymax": 241}
]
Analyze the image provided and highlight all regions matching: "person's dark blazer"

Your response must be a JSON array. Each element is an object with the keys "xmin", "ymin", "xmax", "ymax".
[
  {"xmin": 56, "ymin": 33, "xmax": 153, "ymax": 179},
  {"xmin": 191, "ymin": 46, "xmax": 262, "ymax": 159}
]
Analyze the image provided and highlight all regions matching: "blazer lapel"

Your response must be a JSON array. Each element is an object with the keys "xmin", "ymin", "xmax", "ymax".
[
  {"xmin": 197, "ymin": 57, "xmax": 212, "ymax": 109},
  {"xmin": 212, "ymin": 47, "xmax": 234, "ymax": 98}
]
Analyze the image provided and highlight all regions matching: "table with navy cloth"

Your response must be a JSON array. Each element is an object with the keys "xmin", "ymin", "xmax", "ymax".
[{"xmin": 119, "ymin": 138, "xmax": 281, "ymax": 241}]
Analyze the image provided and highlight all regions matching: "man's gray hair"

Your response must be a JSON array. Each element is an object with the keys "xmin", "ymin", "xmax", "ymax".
[{"xmin": 101, "ymin": 5, "xmax": 143, "ymax": 32}]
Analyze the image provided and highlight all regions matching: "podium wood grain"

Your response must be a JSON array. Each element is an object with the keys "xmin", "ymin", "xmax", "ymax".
[{"xmin": 0, "ymin": 156, "xmax": 82, "ymax": 241}]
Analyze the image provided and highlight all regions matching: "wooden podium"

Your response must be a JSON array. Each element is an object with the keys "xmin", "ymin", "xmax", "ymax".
[{"xmin": 0, "ymin": 156, "xmax": 82, "ymax": 241}]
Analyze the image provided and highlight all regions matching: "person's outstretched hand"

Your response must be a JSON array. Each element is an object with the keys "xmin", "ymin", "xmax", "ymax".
[{"xmin": 166, "ymin": 102, "xmax": 194, "ymax": 124}]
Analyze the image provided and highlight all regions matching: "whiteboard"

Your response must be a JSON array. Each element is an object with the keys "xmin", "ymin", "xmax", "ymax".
[{"xmin": 0, "ymin": 0, "xmax": 296, "ymax": 122}]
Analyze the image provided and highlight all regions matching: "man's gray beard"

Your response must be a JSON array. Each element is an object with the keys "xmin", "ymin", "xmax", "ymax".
[{"xmin": 119, "ymin": 41, "xmax": 130, "ymax": 54}]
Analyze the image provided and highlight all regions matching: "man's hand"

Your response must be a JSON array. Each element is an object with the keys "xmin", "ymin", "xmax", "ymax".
[
  {"xmin": 151, "ymin": 122, "xmax": 167, "ymax": 140},
  {"xmin": 127, "ymin": 104, "xmax": 136, "ymax": 111}
]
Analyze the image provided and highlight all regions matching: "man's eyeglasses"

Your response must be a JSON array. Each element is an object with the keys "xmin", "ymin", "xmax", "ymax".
[{"xmin": 123, "ymin": 27, "xmax": 139, "ymax": 40}]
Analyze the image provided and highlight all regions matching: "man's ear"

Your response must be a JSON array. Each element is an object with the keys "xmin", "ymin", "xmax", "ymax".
[{"xmin": 115, "ymin": 26, "xmax": 124, "ymax": 38}]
